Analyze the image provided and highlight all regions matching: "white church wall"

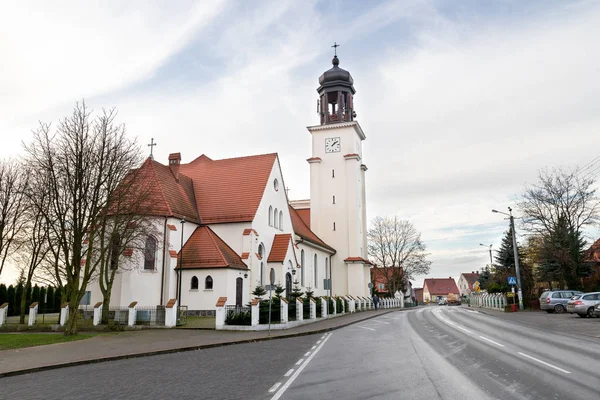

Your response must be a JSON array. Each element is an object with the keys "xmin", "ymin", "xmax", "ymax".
[
  {"xmin": 165, "ymin": 217, "xmax": 199, "ymax": 303},
  {"xmin": 209, "ymin": 222, "xmax": 249, "ymax": 256},
  {"xmin": 180, "ymin": 269, "xmax": 227, "ymax": 312},
  {"xmin": 308, "ymin": 123, "xmax": 368, "ymax": 297}
]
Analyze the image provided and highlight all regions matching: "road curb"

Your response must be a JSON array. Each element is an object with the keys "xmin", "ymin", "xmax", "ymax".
[{"xmin": 0, "ymin": 308, "xmax": 411, "ymax": 378}]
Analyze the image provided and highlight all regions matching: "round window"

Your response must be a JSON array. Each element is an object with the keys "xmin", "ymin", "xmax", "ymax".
[{"xmin": 274, "ymin": 178, "xmax": 279, "ymax": 191}]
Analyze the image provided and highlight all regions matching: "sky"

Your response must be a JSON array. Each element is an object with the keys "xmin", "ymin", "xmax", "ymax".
[{"xmin": 2, "ymin": 0, "xmax": 600, "ymax": 287}]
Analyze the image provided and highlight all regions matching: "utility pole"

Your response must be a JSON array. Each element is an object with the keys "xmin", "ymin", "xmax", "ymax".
[
  {"xmin": 492, "ymin": 207, "xmax": 524, "ymax": 310},
  {"xmin": 508, "ymin": 207, "xmax": 524, "ymax": 311}
]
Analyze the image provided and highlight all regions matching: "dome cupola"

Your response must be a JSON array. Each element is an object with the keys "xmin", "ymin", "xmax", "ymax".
[{"xmin": 316, "ymin": 46, "xmax": 357, "ymax": 125}]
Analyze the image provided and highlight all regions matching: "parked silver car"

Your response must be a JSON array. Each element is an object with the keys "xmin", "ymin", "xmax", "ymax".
[
  {"xmin": 567, "ymin": 292, "xmax": 600, "ymax": 318},
  {"xmin": 539, "ymin": 290, "xmax": 582, "ymax": 313}
]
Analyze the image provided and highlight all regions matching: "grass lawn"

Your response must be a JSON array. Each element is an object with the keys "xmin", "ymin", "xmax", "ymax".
[
  {"xmin": 0, "ymin": 333, "xmax": 95, "ymax": 351},
  {"xmin": 178, "ymin": 316, "xmax": 215, "ymax": 329}
]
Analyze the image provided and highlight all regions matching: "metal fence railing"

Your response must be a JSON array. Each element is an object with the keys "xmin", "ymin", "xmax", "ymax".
[
  {"xmin": 136, "ymin": 306, "xmax": 166, "ymax": 327},
  {"xmin": 177, "ymin": 305, "xmax": 188, "ymax": 326},
  {"xmin": 225, "ymin": 305, "xmax": 250, "ymax": 326},
  {"xmin": 108, "ymin": 307, "xmax": 129, "ymax": 325}
]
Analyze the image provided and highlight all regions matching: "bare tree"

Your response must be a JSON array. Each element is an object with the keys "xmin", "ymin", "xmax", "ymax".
[
  {"xmin": 0, "ymin": 159, "xmax": 28, "ymax": 276},
  {"xmin": 23, "ymin": 101, "xmax": 142, "ymax": 335},
  {"xmin": 367, "ymin": 216, "xmax": 431, "ymax": 295},
  {"xmin": 93, "ymin": 168, "xmax": 158, "ymax": 324},
  {"xmin": 519, "ymin": 168, "xmax": 600, "ymax": 289},
  {"xmin": 519, "ymin": 168, "xmax": 599, "ymax": 235},
  {"xmin": 16, "ymin": 192, "xmax": 51, "ymax": 324}
]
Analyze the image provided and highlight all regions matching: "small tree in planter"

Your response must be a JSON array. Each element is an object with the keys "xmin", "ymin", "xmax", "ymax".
[
  {"xmin": 304, "ymin": 286, "xmax": 314, "ymax": 301},
  {"xmin": 252, "ymin": 285, "xmax": 267, "ymax": 299}
]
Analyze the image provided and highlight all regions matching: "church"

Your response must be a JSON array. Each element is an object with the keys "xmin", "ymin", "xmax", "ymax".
[{"xmin": 86, "ymin": 54, "xmax": 372, "ymax": 314}]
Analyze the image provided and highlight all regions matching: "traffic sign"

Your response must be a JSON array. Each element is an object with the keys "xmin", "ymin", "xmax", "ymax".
[{"xmin": 508, "ymin": 276, "xmax": 517, "ymax": 285}]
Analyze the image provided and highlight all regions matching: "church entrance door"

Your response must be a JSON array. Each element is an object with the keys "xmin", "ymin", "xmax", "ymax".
[
  {"xmin": 285, "ymin": 272, "xmax": 292, "ymax": 300},
  {"xmin": 236, "ymin": 277, "xmax": 243, "ymax": 306}
]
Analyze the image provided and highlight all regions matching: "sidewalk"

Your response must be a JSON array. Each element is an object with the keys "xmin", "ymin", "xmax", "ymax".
[{"xmin": 0, "ymin": 308, "xmax": 412, "ymax": 378}]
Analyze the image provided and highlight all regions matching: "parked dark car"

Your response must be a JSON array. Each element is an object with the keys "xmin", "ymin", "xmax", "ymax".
[{"xmin": 539, "ymin": 290, "xmax": 582, "ymax": 313}]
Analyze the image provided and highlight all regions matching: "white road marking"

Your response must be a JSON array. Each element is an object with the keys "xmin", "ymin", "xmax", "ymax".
[
  {"xmin": 316, "ymin": 340, "xmax": 322, "ymax": 344},
  {"xmin": 304, "ymin": 352, "xmax": 311, "ymax": 357},
  {"xmin": 284, "ymin": 369, "xmax": 294, "ymax": 377},
  {"xmin": 479, "ymin": 336, "xmax": 505, "ymax": 347},
  {"xmin": 372, "ymin": 320, "xmax": 390, "ymax": 324},
  {"xmin": 456, "ymin": 325, "xmax": 472, "ymax": 334},
  {"xmin": 295, "ymin": 358, "xmax": 304, "ymax": 365},
  {"xmin": 357, "ymin": 326, "xmax": 376, "ymax": 331},
  {"xmin": 311, "ymin": 346, "xmax": 316, "ymax": 350},
  {"xmin": 518, "ymin": 352, "xmax": 571, "ymax": 374},
  {"xmin": 271, "ymin": 333, "xmax": 333, "ymax": 400},
  {"xmin": 268, "ymin": 382, "xmax": 282, "ymax": 393}
]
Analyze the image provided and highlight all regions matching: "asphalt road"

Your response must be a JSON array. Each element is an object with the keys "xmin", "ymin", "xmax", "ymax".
[{"xmin": 3, "ymin": 307, "xmax": 600, "ymax": 399}]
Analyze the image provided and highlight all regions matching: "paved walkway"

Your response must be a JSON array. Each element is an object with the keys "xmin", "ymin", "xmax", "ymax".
[{"xmin": 0, "ymin": 308, "xmax": 413, "ymax": 377}]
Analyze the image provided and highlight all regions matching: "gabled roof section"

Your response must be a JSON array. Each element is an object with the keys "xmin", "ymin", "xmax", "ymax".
[
  {"xmin": 178, "ymin": 226, "xmax": 247, "ymax": 270},
  {"xmin": 179, "ymin": 153, "xmax": 277, "ymax": 224},
  {"xmin": 461, "ymin": 272, "xmax": 480, "ymax": 287},
  {"xmin": 132, "ymin": 158, "xmax": 199, "ymax": 221},
  {"xmin": 268, "ymin": 234, "xmax": 292, "ymax": 263},
  {"xmin": 289, "ymin": 205, "xmax": 335, "ymax": 253},
  {"xmin": 584, "ymin": 238, "xmax": 600, "ymax": 262},
  {"xmin": 423, "ymin": 278, "xmax": 459, "ymax": 295}
]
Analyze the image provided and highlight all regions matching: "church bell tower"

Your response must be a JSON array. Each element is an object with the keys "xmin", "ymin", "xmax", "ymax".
[{"xmin": 308, "ymin": 49, "xmax": 370, "ymax": 297}]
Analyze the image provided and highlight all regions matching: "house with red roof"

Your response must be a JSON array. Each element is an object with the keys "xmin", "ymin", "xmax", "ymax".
[
  {"xmin": 85, "ymin": 54, "xmax": 373, "ymax": 313},
  {"xmin": 422, "ymin": 278, "xmax": 460, "ymax": 303},
  {"xmin": 457, "ymin": 272, "xmax": 480, "ymax": 297}
]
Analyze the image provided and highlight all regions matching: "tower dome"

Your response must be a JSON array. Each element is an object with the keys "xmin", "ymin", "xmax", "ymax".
[{"xmin": 317, "ymin": 55, "xmax": 356, "ymax": 125}]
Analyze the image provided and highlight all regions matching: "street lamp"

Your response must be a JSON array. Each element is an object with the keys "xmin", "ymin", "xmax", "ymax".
[
  {"xmin": 492, "ymin": 207, "xmax": 523, "ymax": 310},
  {"xmin": 178, "ymin": 217, "xmax": 186, "ymax": 307},
  {"xmin": 479, "ymin": 243, "xmax": 493, "ymax": 266}
]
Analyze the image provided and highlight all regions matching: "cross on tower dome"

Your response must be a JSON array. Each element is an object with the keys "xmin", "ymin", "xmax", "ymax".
[{"xmin": 316, "ymin": 44, "xmax": 356, "ymax": 125}]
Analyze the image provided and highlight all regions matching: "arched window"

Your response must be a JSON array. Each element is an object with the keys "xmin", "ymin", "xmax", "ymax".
[
  {"xmin": 314, "ymin": 254, "xmax": 318, "ymax": 288},
  {"xmin": 270, "ymin": 268, "xmax": 275, "ymax": 285},
  {"xmin": 279, "ymin": 211, "xmax": 283, "ymax": 230},
  {"xmin": 300, "ymin": 250, "xmax": 305, "ymax": 286},
  {"xmin": 268, "ymin": 206, "xmax": 273, "ymax": 226},
  {"xmin": 258, "ymin": 244, "xmax": 265, "ymax": 286},
  {"xmin": 205, "ymin": 276, "xmax": 213, "ymax": 290},
  {"xmin": 274, "ymin": 208, "xmax": 278, "ymax": 229},
  {"xmin": 191, "ymin": 276, "xmax": 198, "ymax": 290},
  {"xmin": 144, "ymin": 236, "xmax": 157, "ymax": 270}
]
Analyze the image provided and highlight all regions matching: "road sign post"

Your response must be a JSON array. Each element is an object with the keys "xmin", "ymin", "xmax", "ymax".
[{"xmin": 268, "ymin": 269, "xmax": 275, "ymax": 337}]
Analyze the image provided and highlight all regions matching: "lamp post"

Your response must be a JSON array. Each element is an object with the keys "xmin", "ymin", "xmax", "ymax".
[
  {"xmin": 479, "ymin": 243, "xmax": 493, "ymax": 267},
  {"xmin": 178, "ymin": 217, "xmax": 186, "ymax": 308},
  {"xmin": 492, "ymin": 207, "xmax": 523, "ymax": 310}
]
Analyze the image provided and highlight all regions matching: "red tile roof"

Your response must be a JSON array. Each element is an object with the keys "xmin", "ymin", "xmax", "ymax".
[
  {"xmin": 167, "ymin": 224, "xmax": 177, "ymax": 231},
  {"xmin": 460, "ymin": 272, "xmax": 480, "ymax": 288},
  {"xmin": 423, "ymin": 278, "xmax": 459, "ymax": 295},
  {"xmin": 169, "ymin": 250, "xmax": 178, "ymax": 258},
  {"xmin": 179, "ymin": 153, "xmax": 277, "ymax": 224},
  {"xmin": 178, "ymin": 226, "xmax": 247, "ymax": 270},
  {"xmin": 243, "ymin": 228, "xmax": 259, "ymax": 236},
  {"xmin": 131, "ymin": 158, "xmax": 199, "ymax": 221},
  {"xmin": 289, "ymin": 206, "xmax": 335, "ymax": 253},
  {"xmin": 344, "ymin": 256, "xmax": 373, "ymax": 265},
  {"xmin": 241, "ymin": 252, "xmax": 250, "ymax": 259},
  {"xmin": 584, "ymin": 238, "xmax": 600, "ymax": 262},
  {"xmin": 295, "ymin": 208, "xmax": 310, "ymax": 228},
  {"xmin": 268, "ymin": 234, "xmax": 292, "ymax": 263}
]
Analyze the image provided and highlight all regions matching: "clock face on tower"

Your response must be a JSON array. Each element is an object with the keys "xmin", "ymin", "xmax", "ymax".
[{"xmin": 325, "ymin": 137, "xmax": 341, "ymax": 153}]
